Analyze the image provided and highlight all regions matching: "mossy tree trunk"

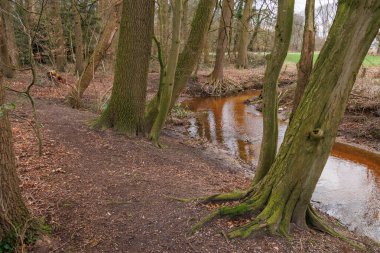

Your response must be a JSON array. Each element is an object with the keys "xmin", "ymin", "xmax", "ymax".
[
  {"xmin": 252, "ymin": 0, "xmax": 294, "ymax": 185},
  {"xmin": 49, "ymin": 0, "xmax": 67, "ymax": 72},
  {"xmin": 290, "ymin": 0, "xmax": 315, "ymax": 121},
  {"xmin": 194, "ymin": 0, "xmax": 380, "ymax": 239},
  {"xmin": 66, "ymin": 3, "xmax": 121, "ymax": 108},
  {"xmin": 0, "ymin": 0, "xmax": 19, "ymax": 68},
  {"xmin": 72, "ymin": 0, "xmax": 85, "ymax": 75},
  {"xmin": 0, "ymin": 72, "xmax": 30, "ymax": 241},
  {"xmin": 145, "ymin": 0, "xmax": 215, "ymax": 131},
  {"xmin": 149, "ymin": 0, "xmax": 182, "ymax": 145},
  {"xmin": 236, "ymin": 0, "xmax": 254, "ymax": 69},
  {"xmin": 95, "ymin": 0, "xmax": 154, "ymax": 135},
  {"xmin": 208, "ymin": 0, "xmax": 233, "ymax": 92},
  {"xmin": 0, "ymin": 12, "xmax": 15, "ymax": 78},
  {"xmin": 159, "ymin": 0, "xmax": 169, "ymax": 62}
]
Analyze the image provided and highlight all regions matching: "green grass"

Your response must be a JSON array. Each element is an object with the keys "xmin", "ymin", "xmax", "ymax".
[{"xmin": 285, "ymin": 52, "xmax": 380, "ymax": 66}]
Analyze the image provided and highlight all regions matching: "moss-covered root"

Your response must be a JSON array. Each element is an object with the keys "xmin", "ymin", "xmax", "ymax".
[
  {"xmin": 306, "ymin": 205, "xmax": 366, "ymax": 251},
  {"xmin": 167, "ymin": 190, "xmax": 248, "ymax": 204}
]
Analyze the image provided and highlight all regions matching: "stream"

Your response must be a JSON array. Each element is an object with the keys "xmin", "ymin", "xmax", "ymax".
[{"xmin": 183, "ymin": 90, "xmax": 380, "ymax": 242}]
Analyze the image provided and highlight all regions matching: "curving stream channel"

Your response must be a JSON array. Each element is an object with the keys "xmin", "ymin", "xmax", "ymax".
[{"xmin": 183, "ymin": 90, "xmax": 380, "ymax": 242}]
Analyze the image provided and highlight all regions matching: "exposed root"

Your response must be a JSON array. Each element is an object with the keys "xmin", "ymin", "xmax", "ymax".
[
  {"xmin": 168, "ymin": 190, "xmax": 248, "ymax": 204},
  {"xmin": 201, "ymin": 77, "xmax": 243, "ymax": 96},
  {"xmin": 306, "ymin": 206, "xmax": 366, "ymax": 251}
]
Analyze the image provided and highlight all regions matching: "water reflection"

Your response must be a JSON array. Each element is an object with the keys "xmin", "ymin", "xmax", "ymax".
[{"xmin": 184, "ymin": 90, "xmax": 380, "ymax": 242}]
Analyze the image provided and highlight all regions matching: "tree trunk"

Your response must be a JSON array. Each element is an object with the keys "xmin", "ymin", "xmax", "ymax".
[
  {"xmin": 49, "ymin": 0, "xmax": 67, "ymax": 72},
  {"xmin": 377, "ymin": 33, "xmax": 380, "ymax": 55},
  {"xmin": 208, "ymin": 0, "xmax": 233, "ymax": 87},
  {"xmin": 66, "ymin": 2, "xmax": 121, "ymax": 108},
  {"xmin": 149, "ymin": 0, "xmax": 182, "ymax": 145},
  {"xmin": 181, "ymin": 0, "xmax": 189, "ymax": 46},
  {"xmin": 195, "ymin": 0, "xmax": 380, "ymax": 239},
  {"xmin": 236, "ymin": 0, "xmax": 254, "ymax": 68},
  {"xmin": 144, "ymin": 0, "xmax": 215, "ymax": 131},
  {"xmin": 72, "ymin": 0, "xmax": 85, "ymax": 75},
  {"xmin": 203, "ymin": 36, "xmax": 210, "ymax": 64},
  {"xmin": 0, "ymin": 72, "xmax": 30, "ymax": 241},
  {"xmin": 159, "ymin": 0, "xmax": 170, "ymax": 62},
  {"xmin": 252, "ymin": 0, "xmax": 294, "ymax": 185},
  {"xmin": 95, "ymin": 0, "xmax": 154, "ymax": 135},
  {"xmin": 290, "ymin": 0, "xmax": 315, "ymax": 121},
  {"xmin": 0, "ymin": 0, "xmax": 19, "ymax": 68},
  {"xmin": 0, "ymin": 13, "xmax": 15, "ymax": 78}
]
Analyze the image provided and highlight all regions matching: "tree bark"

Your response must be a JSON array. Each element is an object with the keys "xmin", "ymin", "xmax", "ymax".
[
  {"xmin": 144, "ymin": 0, "xmax": 215, "ymax": 131},
  {"xmin": 0, "ymin": 0, "xmax": 19, "ymax": 68},
  {"xmin": 72, "ymin": 0, "xmax": 85, "ymax": 75},
  {"xmin": 49, "ymin": 0, "xmax": 67, "ymax": 72},
  {"xmin": 236, "ymin": 0, "xmax": 254, "ymax": 68},
  {"xmin": 0, "ymin": 72, "xmax": 30, "ymax": 241},
  {"xmin": 149, "ymin": 0, "xmax": 182, "ymax": 145},
  {"xmin": 95, "ymin": 0, "xmax": 155, "ymax": 135},
  {"xmin": 208, "ymin": 0, "xmax": 233, "ymax": 86},
  {"xmin": 181, "ymin": 0, "xmax": 189, "ymax": 46},
  {"xmin": 290, "ymin": 0, "xmax": 315, "ymax": 121},
  {"xmin": 159, "ymin": 0, "xmax": 170, "ymax": 62},
  {"xmin": 195, "ymin": 0, "xmax": 380, "ymax": 239},
  {"xmin": 252, "ymin": 0, "xmax": 294, "ymax": 185},
  {"xmin": 0, "ymin": 12, "xmax": 14, "ymax": 78},
  {"xmin": 66, "ymin": 3, "xmax": 120, "ymax": 108}
]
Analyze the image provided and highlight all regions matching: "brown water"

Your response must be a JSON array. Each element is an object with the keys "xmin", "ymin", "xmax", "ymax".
[{"xmin": 184, "ymin": 90, "xmax": 380, "ymax": 242}]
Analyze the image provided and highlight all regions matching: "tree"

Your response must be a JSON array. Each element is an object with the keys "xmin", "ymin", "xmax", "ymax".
[
  {"xmin": 290, "ymin": 0, "xmax": 315, "ymax": 121},
  {"xmin": 0, "ymin": 71, "xmax": 30, "ymax": 243},
  {"xmin": 144, "ymin": 0, "xmax": 215, "ymax": 131},
  {"xmin": 207, "ymin": 0, "xmax": 233, "ymax": 94},
  {"xmin": 0, "ymin": 12, "xmax": 15, "ymax": 78},
  {"xmin": 236, "ymin": 0, "xmax": 254, "ymax": 68},
  {"xmin": 193, "ymin": 0, "xmax": 380, "ymax": 240},
  {"xmin": 49, "ymin": 0, "xmax": 67, "ymax": 72},
  {"xmin": 158, "ymin": 0, "xmax": 170, "ymax": 62},
  {"xmin": 72, "ymin": 0, "xmax": 85, "ymax": 75},
  {"xmin": 252, "ymin": 0, "xmax": 294, "ymax": 185},
  {"xmin": 66, "ymin": 2, "xmax": 121, "ymax": 108},
  {"xmin": 149, "ymin": 0, "xmax": 182, "ymax": 145},
  {"xmin": 0, "ymin": 0, "xmax": 19, "ymax": 68},
  {"xmin": 94, "ymin": 0, "xmax": 155, "ymax": 135}
]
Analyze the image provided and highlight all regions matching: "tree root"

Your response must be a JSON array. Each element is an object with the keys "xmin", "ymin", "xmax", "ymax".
[
  {"xmin": 306, "ymin": 205, "xmax": 366, "ymax": 251},
  {"xmin": 167, "ymin": 190, "xmax": 249, "ymax": 204},
  {"xmin": 201, "ymin": 77, "xmax": 243, "ymax": 96}
]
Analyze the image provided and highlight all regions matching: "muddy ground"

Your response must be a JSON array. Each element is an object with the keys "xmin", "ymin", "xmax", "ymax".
[{"xmin": 4, "ymin": 65, "xmax": 380, "ymax": 252}]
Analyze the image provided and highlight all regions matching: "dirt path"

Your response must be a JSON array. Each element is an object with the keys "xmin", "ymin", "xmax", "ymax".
[{"xmin": 6, "ymin": 96, "xmax": 373, "ymax": 253}]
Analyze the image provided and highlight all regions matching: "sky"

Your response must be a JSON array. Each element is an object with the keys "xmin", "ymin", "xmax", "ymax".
[{"xmin": 294, "ymin": 0, "xmax": 335, "ymax": 14}]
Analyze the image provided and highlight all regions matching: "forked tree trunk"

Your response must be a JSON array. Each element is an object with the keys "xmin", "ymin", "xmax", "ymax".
[
  {"xmin": 252, "ymin": 0, "xmax": 294, "ymax": 185},
  {"xmin": 290, "ymin": 0, "xmax": 315, "ymax": 121},
  {"xmin": 72, "ymin": 0, "xmax": 85, "ymax": 75},
  {"xmin": 66, "ymin": 3, "xmax": 120, "ymax": 108},
  {"xmin": 0, "ymin": 14, "xmax": 15, "ymax": 78},
  {"xmin": 95, "ymin": 0, "xmax": 154, "ymax": 135},
  {"xmin": 144, "ymin": 0, "xmax": 215, "ymax": 131},
  {"xmin": 236, "ymin": 0, "xmax": 254, "ymax": 69},
  {"xmin": 49, "ymin": 0, "xmax": 67, "ymax": 72},
  {"xmin": 0, "ymin": 0, "xmax": 19, "ymax": 68},
  {"xmin": 0, "ymin": 72, "xmax": 30, "ymax": 240},
  {"xmin": 149, "ymin": 0, "xmax": 182, "ymax": 145},
  {"xmin": 195, "ymin": 0, "xmax": 380, "ymax": 239},
  {"xmin": 208, "ymin": 0, "xmax": 233, "ymax": 85}
]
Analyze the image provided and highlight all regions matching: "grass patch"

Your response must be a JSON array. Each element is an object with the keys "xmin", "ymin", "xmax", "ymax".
[{"xmin": 285, "ymin": 52, "xmax": 380, "ymax": 66}]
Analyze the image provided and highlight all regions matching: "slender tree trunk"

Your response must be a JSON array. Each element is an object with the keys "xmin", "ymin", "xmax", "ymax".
[
  {"xmin": 203, "ymin": 35, "xmax": 210, "ymax": 64},
  {"xmin": 72, "ymin": 0, "xmax": 85, "ymax": 75},
  {"xmin": 252, "ymin": 0, "xmax": 294, "ymax": 185},
  {"xmin": 377, "ymin": 33, "xmax": 380, "ymax": 55},
  {"xmin": 144, "ymin": 0, "xmax": 215, "ymax": 131},
  {"xmin": 95, "ymin": 0, "xmax": 155, "ymax": 135},
  {"xmin": 159, "ymin": 0, "xmax": 169, "ymax": 62},
  {"xmin": 0, "ymin": 72, "xmax": 30, "ymax": 241},
  {"xmin": 195, "ymin": 0, "xmax": 380, "ymax": 239},
  {"xmin": 0, "ymin": 0, "xmax": 18, "ymax": 68},
  {"xmin": 149, "ymin": 0, "xmax": 182, "ymax": 145},
  {"xmin": 236, "ymin": 0, "xmax": 254, "ymax": 68},
  {"xmin": 290, "ymin": 0, "xmax": 315, "ymax": 121},
  {"xmin": 49, "ymin": 0, "xmax": 67, "ymax": 72},
  {"xmin": 181, "ymin": 0, "xmax": 189, "ymax": 46},
  {"xmin": 0, "ymin": 13, "xmax": 14, "ymax": 78},
  {"xmin": 208, "ymin": 0, "xmax": 233, "ymax": 86},
  {"xmin": 66, "ymin": 3, "xmax": 120, "ymax": 108}
]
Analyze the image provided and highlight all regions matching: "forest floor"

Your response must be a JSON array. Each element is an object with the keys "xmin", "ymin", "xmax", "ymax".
[{"xmin": 4, "ymin": 64, "xmax": 380, "ymax": 252}]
